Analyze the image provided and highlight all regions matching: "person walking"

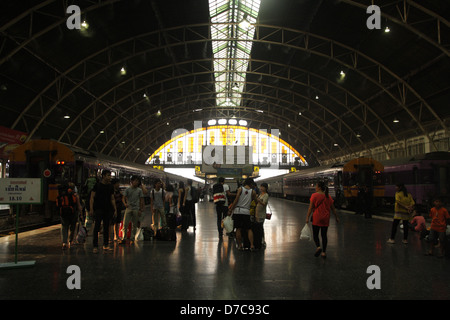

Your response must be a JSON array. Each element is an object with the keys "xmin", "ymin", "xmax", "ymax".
[
  {"xmin": 214, "ymin": 177, "xmax": 232, "ymax": 238},
  {"xmin": 229, "ymin": 178, "xmax": 257, "ymax": 251},
  {"xmin": 151, "ymin": 179, "xmax": 167, "ymax": 232},
  {"xmin": 90, "ymin": 170, "xmax": 117, "ymax": 253},
  {"xmin": 387, "ymin": 183, "xmax": 415, "ymax": 244},
  {"xmin": 119, "ymin": 175, "xmax": 145, "ymax": 244},
  {"xmin": 305, "ymin": 181, "xmax": 339, "ymax": 258},
  {"xmin": 254, "ymin": 182, "xmax": 269, "ymax": 249}
]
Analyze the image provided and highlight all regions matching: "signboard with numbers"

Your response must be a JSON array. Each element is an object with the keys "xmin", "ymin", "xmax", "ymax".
[{"xmin": 0, "ymin": 178, "xmax": 42, "ymax": 204}]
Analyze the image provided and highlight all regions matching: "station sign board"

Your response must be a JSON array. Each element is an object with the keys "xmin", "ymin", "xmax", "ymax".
[{"xmin": 0, "ymin": 178, "xmax": 43, "ymax": 204}]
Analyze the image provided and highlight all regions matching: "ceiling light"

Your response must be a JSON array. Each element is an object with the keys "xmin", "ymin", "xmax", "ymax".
[
  {"xmin": 218, "ymin": 119, "xmax": 227, "ymax": 125},
  {"xmin": 229, "ymin": 119, "xmax": 237, "ymax": 125},
  {"xmin": 81, "ymin": 20, "xmax": 89, "ymax": 29},
  {"xmin": 208, "ymin": 119, "xmax": 217, "ymax": 126},
  {"xmin": 120, "ymin": 67, "xmax": 126, "ymax": 75},
  {"xmin": 315, "ymin": 95, "xmax": 319, "ymax": 100},
  {"xmin": 100, "ymin": 130, "xmax": 105, "ymax": 134},
  {"xmin": 256, "ymin": 110, "xmax": 264, "ymax": 113},
  {"xmin": 156, "ymin": 110, "xmax": 161, "ymax": 116},
  {"xmin": 64, "ymin": 115, "xmax": 70, "ymax": 119},
  {"xmin": 239, "ymin": 16, "xmax": 251, "ymax": 30},
  {"xmin": 393, "ymin": 118, "xmax": 399, "ymax": 123},
  {"xmin": 239, "ymin": 120, "xmax": 247, "ymax": 126},
  {"xmin": 385, "ymin": 26, "xmax": 390, "ymax": 33}
]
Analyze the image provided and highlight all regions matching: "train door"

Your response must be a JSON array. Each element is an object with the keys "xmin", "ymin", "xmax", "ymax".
[
  {"xmin": 25, "ymin": 150, "xmax": 51, "ymax": 218},
  {"xmin": 334, "ymin": 171, "xmax": 344, "ymax": 208}
]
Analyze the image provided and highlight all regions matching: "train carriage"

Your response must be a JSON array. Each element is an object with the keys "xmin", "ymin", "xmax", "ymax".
[
  {"xmin": 7, "ymin": 139, "xmax": 199, "ymax": 222},
  {"xmin": 381, "ymin": 152, "xmax": 450, "ymax": 211},
  {"xmin": 258, "ymin": 157, "xmax": 385, "ymax": 210}
]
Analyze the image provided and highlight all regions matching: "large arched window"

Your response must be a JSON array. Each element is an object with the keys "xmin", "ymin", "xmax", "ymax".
[{"xmin": 145, "ymin": 125, "xmax": 307, "ymax": 167}]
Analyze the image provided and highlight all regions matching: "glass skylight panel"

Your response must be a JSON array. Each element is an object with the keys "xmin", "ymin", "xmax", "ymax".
[{"xmin": 209, "ymin": 0, "xmax": 261, "ymax": 107}]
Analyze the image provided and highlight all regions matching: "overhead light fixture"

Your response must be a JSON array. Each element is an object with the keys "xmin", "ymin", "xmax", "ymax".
[
  {"xmin": 81, "ymin": 20, "xmax": 89, "ymax": 29},
  {"xmin": 239, "ymin": 15, "xmax": 251, "ymax": 30},
  {"xmin": 64, "ymin": 115, "xmax": 70, "ymax": 119},
  {"xmin": 315, "ymin": 95, "xmax": 319, "ymax": 100},
  {"xmin": 229, "ymin": 119, "xmax": 237, "ymax": 125},
  {"xmin": 120, "ymin": 67, "xmax": 126, "ymax": 75},
  {"xmin": 208, "ymin": 119, "xmax": 217, "ymax": 126},
  {"xmin": 218, "ymin": 119, "xmax": 227, "ymax": 125},
  {"xmin": 256, "ymin": 110, "xmax": 264, "ymax": 113},
  {"xmin": 100, "ymin": 130, "xmax": 105, "ymax": 134},
  {"xmin": 385, "ymin": 26, "xmax": 390, "ymax": 33},
  {"xmin": 239, "ymin": 120, "xmax": 247, "ymax": 126},
  {"xmin": 156, "ymin": 110, "xmax": 161, "ymax": 116},
  {"xmin": 393, "ymin": 118, "xmax": 399, "ymax": 123}
]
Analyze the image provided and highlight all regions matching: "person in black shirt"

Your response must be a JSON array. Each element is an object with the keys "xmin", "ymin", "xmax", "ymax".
[{"xmin": 89, "ymin": 170, "xmax": 117, "ymax": 253}]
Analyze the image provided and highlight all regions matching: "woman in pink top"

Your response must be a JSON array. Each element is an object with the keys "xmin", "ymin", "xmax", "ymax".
[{"xmin": 305, "ymin": 181, "xmax": 339, "ymax": 258}]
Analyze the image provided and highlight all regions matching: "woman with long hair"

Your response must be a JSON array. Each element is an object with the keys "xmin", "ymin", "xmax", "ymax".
[
  {"xmin": 305, "ymin": 181, "xmax": 339, "ymax": 258},
  {"xmin": 387, "ymin": 183, "xmax": 415, "ymax": 244}
]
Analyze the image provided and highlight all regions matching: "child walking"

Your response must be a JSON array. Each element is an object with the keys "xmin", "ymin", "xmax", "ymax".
[{"xmin": 425, "ymin": 197, "xmax": 450, "ymax": 258}]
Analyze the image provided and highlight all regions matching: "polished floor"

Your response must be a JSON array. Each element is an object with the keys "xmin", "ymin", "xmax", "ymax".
[{"xmin": 0, "ymin": 198, "xmax": 449, "ymax": 300}]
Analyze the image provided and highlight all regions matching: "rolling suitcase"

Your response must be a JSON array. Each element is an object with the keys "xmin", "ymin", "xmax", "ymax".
[{"xmin": 166, "ymin": 213, "xmax": 177, "ymax": 230}]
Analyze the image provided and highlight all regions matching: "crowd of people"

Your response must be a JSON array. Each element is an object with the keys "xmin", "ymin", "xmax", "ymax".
[
  {"xmin": 303, "ymin": 181, "xmax": 449, "ymax": 259},
  {"xmin": 58, "ymin": 170, "xmax": 272, "ymax": 253},
  {"xmin": 58, "ymin": 170, "xmax": 449, "ymax": 258}
]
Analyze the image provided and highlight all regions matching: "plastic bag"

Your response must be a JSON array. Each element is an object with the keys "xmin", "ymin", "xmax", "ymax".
[
  {"xmin": 223, "ymin": 216, "xmax": 234, "ymax": 233},
  {"xmin": 135, "ymin": 228, "xmax": 144, "ymax": 241},
  {"xmin": 300, "ymin": 223, "xmax": 312, "ymax": 241}
]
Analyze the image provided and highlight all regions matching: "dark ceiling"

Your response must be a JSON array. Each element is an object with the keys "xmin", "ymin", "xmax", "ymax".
[{"xmin": 1, "ymin": 0, "xmax": 449, "ymax": 166}]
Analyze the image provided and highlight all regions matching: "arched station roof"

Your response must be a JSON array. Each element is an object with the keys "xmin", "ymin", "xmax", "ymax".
[{"xmin": 1, "ymin": 0, "xmax": 449, "ymax": 166}]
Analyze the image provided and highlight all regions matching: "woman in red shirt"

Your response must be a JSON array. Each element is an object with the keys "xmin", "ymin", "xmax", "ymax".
[{"xmin": 305, "ymin": 181, "xmax": 339, "ymax": 258}]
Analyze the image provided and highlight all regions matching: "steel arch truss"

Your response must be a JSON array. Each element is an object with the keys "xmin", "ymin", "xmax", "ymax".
[{"xmin": 2, "ymin": 6, "xmax": 448, "ymax": 164}]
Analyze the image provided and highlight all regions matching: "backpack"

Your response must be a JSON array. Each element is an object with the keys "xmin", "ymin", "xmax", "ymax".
[
  {"xmin": 56, "ymin": 185, "xmax": 77, "ymax": 217},
  {"xmin": 213, "ymin": 183, "xmax": 225, "ymax": 205}
]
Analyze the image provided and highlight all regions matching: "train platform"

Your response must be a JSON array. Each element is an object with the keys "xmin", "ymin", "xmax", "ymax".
[{"xmin": 0, "ymin": 198, "xmax": 449, "ymax": 303}]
